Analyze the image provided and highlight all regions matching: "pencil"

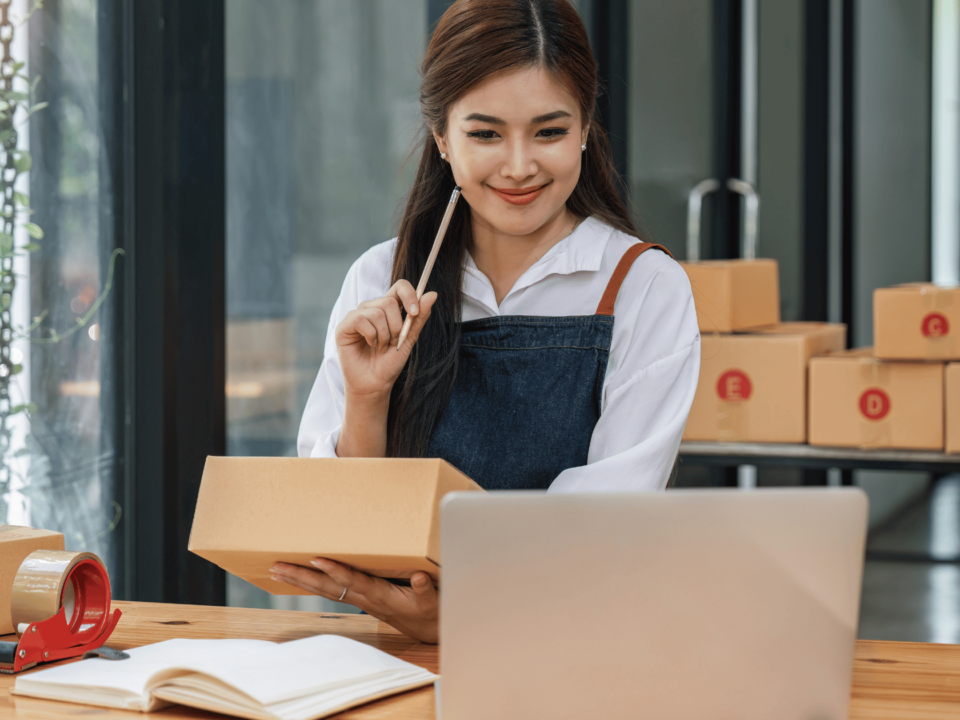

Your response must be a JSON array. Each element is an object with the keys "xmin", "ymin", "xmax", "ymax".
[{"xmin": 396, "ymin": 186, "xmax": 462, "ymax": 350}]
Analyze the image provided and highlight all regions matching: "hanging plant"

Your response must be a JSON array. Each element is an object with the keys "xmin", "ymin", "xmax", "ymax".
[{"xmin": 0, "ymin": 0, "xmax": 122, "ymax": 522}]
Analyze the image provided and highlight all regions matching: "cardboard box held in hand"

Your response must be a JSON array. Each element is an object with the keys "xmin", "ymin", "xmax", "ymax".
[
  {"xmin": 809, "ymin": 348, "xmax": 944, "ymax": 450},
  {"xmin": 683, "ymin": 322, "xmax": 846, "ymax": 443},
  {"xmin": 874, "ymin": 284, "xmax": 960, "ymax": 360},
  {"xmin": 0, "ymin": 525, "xmax": 64, "ymax": 635},
  {"xmin": 189, "ymin": 457, "xmax": 483, "ymax": 593}
]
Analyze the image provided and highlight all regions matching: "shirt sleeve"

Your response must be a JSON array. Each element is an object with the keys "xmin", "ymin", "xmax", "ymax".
[
  {"xmin": 547, "ymin": 255, "xmax": 701, "ymax": 493},
  {"xmin": 297, "ymin": 241, "xmax": 395, "ymax": 458}
]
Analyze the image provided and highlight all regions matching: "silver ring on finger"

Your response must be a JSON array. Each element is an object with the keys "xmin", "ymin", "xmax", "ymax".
[{"xmin": 338, "ymin": 587, "xmax": 348, "ymax": 602}]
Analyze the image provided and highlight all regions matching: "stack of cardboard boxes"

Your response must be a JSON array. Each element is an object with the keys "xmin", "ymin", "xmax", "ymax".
[
  {"xmin": 808, "ymin": 284, "xmax": 959, "ymax": 451},
  {"xmin": 681, "ymin": 258, "xmax": 846, "ymax": 444}
]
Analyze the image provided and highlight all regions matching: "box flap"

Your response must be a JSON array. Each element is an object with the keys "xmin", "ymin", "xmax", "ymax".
[
  {"xmin": 752, "ymin": 322, "xmax": 846, "ymax": 338},
  {"xmin": 882, "ymin": 282, "xmax": 960, "ymax": 292},
  {"xmin": 812, "ymin": 347, "xmax": 875, "ymax": 361},
  {"xmin": 0, "ymin": 525, "xmax": 63, "ymax": 542},
  {"xmin": 679, "ymin": 258, "xmax": 778, "ymax": 269}
]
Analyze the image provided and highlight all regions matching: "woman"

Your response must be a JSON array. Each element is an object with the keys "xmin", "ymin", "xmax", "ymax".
[{"xmin": 274, "ymin": 0, "xmax": 700, "ymax": 643}]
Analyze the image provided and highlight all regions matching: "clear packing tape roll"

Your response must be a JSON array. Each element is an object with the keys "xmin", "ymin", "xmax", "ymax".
[{"xmin": 0, "ymin": 550, "xmax": 121, "ymax": 673}]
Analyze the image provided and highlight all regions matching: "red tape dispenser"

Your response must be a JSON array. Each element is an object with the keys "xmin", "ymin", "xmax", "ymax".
[{"xmin": 0, "ymin": 550, "xmax": 121, "ymax": 673}]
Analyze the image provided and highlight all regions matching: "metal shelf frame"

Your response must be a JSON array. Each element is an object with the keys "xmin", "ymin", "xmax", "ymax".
[{"xmin": 679, "ymin": 442, "xmax": 960, "ymax": 473}]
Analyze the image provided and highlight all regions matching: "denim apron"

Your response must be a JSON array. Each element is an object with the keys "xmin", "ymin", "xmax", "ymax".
[{"xmin": 428, "ymin": 242, "xmax": 671, "ymax": 490}]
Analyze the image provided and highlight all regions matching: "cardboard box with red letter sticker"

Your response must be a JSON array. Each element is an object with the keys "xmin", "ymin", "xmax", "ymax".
[
  {"xmin": 808, "ymin": 348, "xmax": 944, "ymax": 450},
  {"xmin": 683, "ymin": 322, "xmax": 846, "ymax": 443},
  {"xmin": 874, "ymin": 284, "xmax": 960, "ymax": 360}
]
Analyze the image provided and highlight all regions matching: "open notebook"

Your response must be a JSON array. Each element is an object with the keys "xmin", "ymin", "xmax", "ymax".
[{"xmin": 13, "ymin": 635, "xmax": 437, "ymax": 720}]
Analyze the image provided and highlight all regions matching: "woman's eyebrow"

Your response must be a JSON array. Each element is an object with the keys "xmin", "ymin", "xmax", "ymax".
[
  {"xmin": 530, "ymin": 110, "xmax": 572, "ymax": 123},
  {"xmin": 463, "ymin": 113, "xmax": 505, "ymax": 124},
  {"xmin": 462, "ymin": 110, "xmax": 572, "ymax": 124}
]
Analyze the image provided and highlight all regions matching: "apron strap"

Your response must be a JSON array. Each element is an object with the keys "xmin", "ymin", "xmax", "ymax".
[{"xmin": 595, "ymin": 242, "xmax": 674, "ymax": 316}]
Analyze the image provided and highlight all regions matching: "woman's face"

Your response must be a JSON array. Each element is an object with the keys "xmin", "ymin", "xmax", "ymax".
[{"xmin": 435, "ymin": 67, "xmax": 587, "ymax": 239}]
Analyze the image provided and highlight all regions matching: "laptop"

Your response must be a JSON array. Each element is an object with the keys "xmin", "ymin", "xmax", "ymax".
[{"xmin": 439, "ymin": 488, "xmax": 868, "ymax": 720}]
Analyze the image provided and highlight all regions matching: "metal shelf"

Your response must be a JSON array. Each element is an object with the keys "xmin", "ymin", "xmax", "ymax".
[{"xmin": 679, "ymin": 441, "xmax": 960, "ymax": 472}]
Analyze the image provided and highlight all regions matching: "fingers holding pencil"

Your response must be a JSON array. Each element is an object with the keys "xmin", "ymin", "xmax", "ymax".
[
  {"xmin": 350, "ymin": 281, "xmax": 436, "ymax": 354},
  {"xmin": 397, "ymin": 291, "xmax": 438, "ymax": 353},
  {"xmin": 381, "ymin": 280, "xmax": 435, "ymax": 353},
  {"xmin": 335, "ymin": 285, "xmax": 438, "ymax": 399},
  {"xmin": 396, "ymin": 186, "xmax": 461, "ymax": 350}
]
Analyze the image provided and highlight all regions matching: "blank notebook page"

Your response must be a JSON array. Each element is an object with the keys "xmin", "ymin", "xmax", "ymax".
[{"xmin": 172, "ymin": 634, "xmax": 431, "ymax": 705}]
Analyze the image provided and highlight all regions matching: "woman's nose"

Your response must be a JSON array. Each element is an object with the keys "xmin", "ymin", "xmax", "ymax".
[{"xmin": 500, "ymin": 138, "xmax": 537, "ymax": 181}]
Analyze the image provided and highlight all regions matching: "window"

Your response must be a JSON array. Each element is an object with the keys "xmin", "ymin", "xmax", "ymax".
[
  {"xmin": 4, "ymin": 0, "xmax": 122, "ymax": 576},
  {"xmin": 225, "ymin": 0, "xmax": 428, "ymax": 610}
]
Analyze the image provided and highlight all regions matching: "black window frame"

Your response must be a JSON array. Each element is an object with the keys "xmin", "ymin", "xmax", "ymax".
[{"xmin": 98, "ymin": 0, "xmax": 226, "ymax": 604}]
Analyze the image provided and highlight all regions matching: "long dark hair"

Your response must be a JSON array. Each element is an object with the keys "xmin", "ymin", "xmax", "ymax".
[{"xmin": 387, "ymin": 0, "xmax": 640, "ymax": 458}]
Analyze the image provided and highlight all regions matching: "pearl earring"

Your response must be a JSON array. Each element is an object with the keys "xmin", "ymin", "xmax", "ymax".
[
  {"xmin": 440, "ymin": 152, "xmax": 447, "ymax": 160},
  {"xmin": 581, "ymin": 143, "xmax": 586, "ymax": 152}
]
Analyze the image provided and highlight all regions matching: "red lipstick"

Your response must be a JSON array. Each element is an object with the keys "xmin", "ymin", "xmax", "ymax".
[{"xmin": 490, "ymin": 183, "xmax": 548, "ymax": 206}]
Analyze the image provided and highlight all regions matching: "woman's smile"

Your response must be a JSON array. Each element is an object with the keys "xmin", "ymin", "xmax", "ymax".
[{"xmin": 489, "ymin": 182, "xmax": 549, "ymax": 206}]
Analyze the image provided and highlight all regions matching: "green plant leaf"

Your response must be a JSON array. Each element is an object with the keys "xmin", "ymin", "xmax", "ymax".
[
  {"xmin": 1, "ymin": 294, "xmax": 10, "ymax": 309},
  {"xmin": 28, "ymin": 102, "xmax": 48, "ymax": 114},
  {"xmin": 10, "ymin": 364, "xmax": 23, "ymax": 376},
  {"xmin": 8, "ymin": 403, "xmax": 37, "ymax": 416},
  {"xmin": 23, "ymin": 222, "xmax": 42, "ymax": 239},
  {"xmin": 15, "ymin": 152, "xmax": 32, "ymax": 173},
  {"xmin": 14, "ymin": 192, "xmax": 27, "ymax": 207},
  {"xmin": 22, "ymin": 242, "xmax": 39, "ymax": 252}
]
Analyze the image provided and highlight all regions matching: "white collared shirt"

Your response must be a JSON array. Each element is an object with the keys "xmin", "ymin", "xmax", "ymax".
[{"xmin": 298, "ymin": 217, "xmax": 701, "ymax": 491}]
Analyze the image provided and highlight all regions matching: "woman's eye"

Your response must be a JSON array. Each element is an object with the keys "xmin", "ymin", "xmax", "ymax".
[
  {"xmin": 538, "ymin": 128, "xmax": 570, "ymax": 139},
  {"xmin": 466, "ymin": 130, "xmax": 499, "ymax": 141}
]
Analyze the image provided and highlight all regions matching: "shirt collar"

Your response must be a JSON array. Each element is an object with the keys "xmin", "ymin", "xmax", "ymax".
[{"xmin": 463, "ymin": 217, "xmax": 613, "ymax": 312}]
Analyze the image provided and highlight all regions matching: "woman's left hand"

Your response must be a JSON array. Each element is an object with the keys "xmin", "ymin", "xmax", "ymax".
[{"xmin": 270, "ymin": 559, "xmax": 439, "ymax": 644}]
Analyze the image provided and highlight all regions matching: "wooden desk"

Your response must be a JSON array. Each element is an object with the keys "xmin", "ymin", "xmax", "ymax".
[{"xmin": 1, "ymin": 601, "xmax": 958, "ymax": 718}]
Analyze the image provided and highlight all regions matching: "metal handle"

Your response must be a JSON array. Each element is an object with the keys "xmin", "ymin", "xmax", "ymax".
[
  {"xmin": 686, "ymin": 179, "xmax": 721, "ymax": 262},
  {"xmin": 726, "ymin": 178, "xmax": 760, "ymax": 260},
  {"xmin": 686, "ymin": 178, "xmax": 761, "ymax": 261}
]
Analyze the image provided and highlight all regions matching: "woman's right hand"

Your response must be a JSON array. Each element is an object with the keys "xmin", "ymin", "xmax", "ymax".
[{"xmin": 335, "ymin": 280, "xmax": 438, "ymax": 403}]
